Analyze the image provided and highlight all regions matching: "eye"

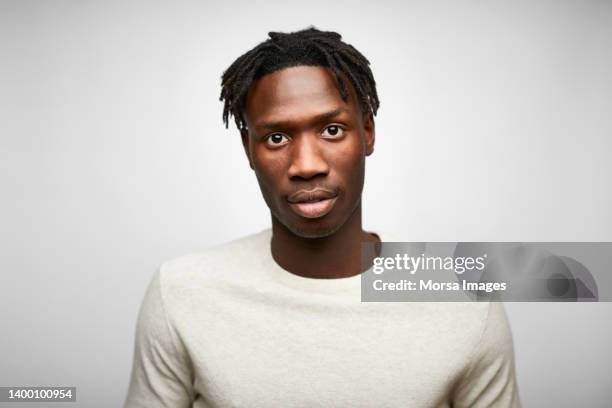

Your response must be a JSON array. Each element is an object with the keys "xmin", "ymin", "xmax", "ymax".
[
  {"xmin": 322, "ymin": 125, "xmax": 345, "ymax": 139},
  {"xmin": 265, "ymin": 133, "xmax": 289, "ymax": 147}
]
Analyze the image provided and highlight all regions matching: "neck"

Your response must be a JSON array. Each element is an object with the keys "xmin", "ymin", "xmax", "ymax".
[{"xmin": 270, "ymin": 201, "xmax": 379, "ymax": 279}]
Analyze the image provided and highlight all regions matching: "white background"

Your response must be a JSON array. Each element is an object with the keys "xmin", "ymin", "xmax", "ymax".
[{"xmin": 1, "ymin": 1, "xmax": 611, "ymax": 406}]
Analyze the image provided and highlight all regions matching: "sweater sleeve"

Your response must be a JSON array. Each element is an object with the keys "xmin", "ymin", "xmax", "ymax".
[
  {"xmin": 451, "ymin": 302, "xmax": 522, "ymax": 408},
  {"xmin": 124, "ymin": 269, "xmax": 194, "ymax": 408}
]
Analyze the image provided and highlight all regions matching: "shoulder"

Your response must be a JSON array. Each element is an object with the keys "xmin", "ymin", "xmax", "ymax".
[
  {"xmin": 421, "ymin": 301, "xmax": 494, "ymax": 340},
  {"xmin": 451, "ymin": 301, "xmax": 521, "ymax": 406},
  {"xmin": 157, "ymin": 229, "xmax": 272, "ymax": 299},
  {"xmin": 448, "ymin": 301, "xmax": 515, "ymax": 380},
  {"xmin": 449, "ymin": 301, "xmax": 512, "ymax": 351},
  {"xmin": 404, "ymin": 301, "xmax": 507, "ymax": 367},
  {"xmin": 473, "ymin": 301, "xmax": 514, "ymax": 354}
]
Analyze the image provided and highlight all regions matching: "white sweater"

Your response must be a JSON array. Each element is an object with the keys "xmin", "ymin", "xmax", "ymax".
[{"xmin": 125, "ymin": 229, "xmax": 521, "ymax": 407}]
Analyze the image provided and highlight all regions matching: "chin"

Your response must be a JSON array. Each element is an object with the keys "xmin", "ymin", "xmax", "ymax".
[
  {"xmin": 277, "ymin": 214, "xmax": 343, "ymax": 239},
  {"xmin": 291, "ymin": 223, "xmax": 341, "ymax": 239}
]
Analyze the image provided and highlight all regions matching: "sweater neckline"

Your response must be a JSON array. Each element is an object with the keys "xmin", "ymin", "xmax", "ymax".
[{"xmin": 259, "ymin": 228, "xmax": 386, "ymax": 295}]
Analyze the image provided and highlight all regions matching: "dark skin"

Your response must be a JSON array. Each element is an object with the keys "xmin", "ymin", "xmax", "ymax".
[{"xmin": 241, "ymin": 65, "xmax": 379, "ymax": 279}]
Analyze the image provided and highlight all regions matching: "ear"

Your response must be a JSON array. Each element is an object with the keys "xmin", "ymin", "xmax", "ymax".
[
  {"xmin": 363, "ymin": 113, "xmax": 375, "ymax": 156},
  {"xmin": 240, "ymin": 128, "xmax": 254, "ymax": 170}
]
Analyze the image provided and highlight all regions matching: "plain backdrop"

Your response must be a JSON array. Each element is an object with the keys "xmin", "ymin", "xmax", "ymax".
[{"xmin": 1, "ymin": 1, "xmax": 611, "ymax": 407}]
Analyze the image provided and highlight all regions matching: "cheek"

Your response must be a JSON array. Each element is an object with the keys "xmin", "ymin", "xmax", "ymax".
[
  {"xmin": 253, "ymin": 149, "xmax": 286, "ymax": 181},
  {"xmin": 344, "ymin": 156, "xmax": 366, "ymax": 196},
  {"xmin": 252, "ymin": 150, "xmax": 287, "ymax": 204},
  {"xmin": 332, "ymin": 136, "xmax": 366, "ymax": 192}
]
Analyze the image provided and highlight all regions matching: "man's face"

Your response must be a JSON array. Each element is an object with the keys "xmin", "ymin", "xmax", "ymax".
[{"xmin": 242, "ymin": 65, "xmax": 375, "ymax": 238}]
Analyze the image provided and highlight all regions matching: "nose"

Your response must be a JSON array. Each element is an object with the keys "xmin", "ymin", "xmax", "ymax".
[{"xmin": 287, "ymin": 134, "xmax": 330, "ymax": 180}]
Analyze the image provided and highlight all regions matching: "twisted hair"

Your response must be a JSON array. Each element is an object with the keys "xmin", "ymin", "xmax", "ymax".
[{"xmin": 220, "ymin": 26, "xmax": 380, "ymax": 131}]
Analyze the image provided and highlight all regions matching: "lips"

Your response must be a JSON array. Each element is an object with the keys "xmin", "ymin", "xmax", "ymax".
[{"xmin": 287, "ymin": 188, "xmax": 338, "ymax": 219}]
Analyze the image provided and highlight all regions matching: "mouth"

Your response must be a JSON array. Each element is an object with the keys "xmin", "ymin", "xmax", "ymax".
[{"xmin": 287, "ymin": 188, "xmax": 338, "ymax": 219}]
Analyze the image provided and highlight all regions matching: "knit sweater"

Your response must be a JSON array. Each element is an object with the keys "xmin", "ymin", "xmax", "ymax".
[{"xmin": 125, "ymin": 229, "xmax": 521, "ymax": 407}]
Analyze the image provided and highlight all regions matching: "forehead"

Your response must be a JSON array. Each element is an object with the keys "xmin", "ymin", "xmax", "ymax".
[{"xmin": 244, "ymin": 65, "xmax": 360, "ymax": 127}]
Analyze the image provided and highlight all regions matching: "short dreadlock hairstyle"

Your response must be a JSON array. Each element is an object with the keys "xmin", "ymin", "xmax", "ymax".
[{"xmin": 220, "ymin": 26, "xmax": 380, "ymax": 131}]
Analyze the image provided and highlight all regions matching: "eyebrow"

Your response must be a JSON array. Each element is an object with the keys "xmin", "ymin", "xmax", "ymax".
[{"xmin": 255, "ymin": 108, "xmax": 348, "ymax": 131}]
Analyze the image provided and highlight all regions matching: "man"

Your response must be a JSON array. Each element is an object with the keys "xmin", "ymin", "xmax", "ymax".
[{"xmin": 125, "ymin": 27, "xmax": 521, "ymax": 407}]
